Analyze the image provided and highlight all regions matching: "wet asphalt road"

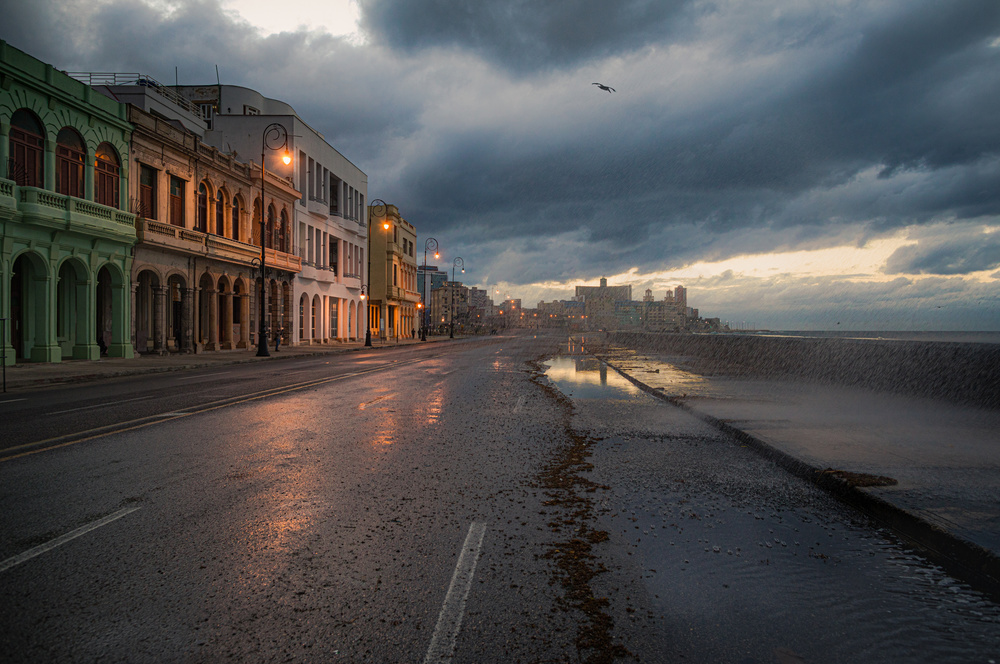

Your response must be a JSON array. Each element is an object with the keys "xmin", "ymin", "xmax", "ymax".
[
  {"xmin": 2, "ymin": 332, "xmax": 999, "ymax": 663},
  {"xmin": 1, "ymin": 334, "xmax": 582, "ymax": 662}
]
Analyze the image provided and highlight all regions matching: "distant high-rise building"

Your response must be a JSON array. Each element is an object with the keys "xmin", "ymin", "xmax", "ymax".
[{"xmin": 674, "ymin": 285, "xmax": 687, "ymax": 309}]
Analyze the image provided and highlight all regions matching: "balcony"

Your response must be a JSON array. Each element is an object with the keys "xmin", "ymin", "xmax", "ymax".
[
  {"xmin": 136, "ymin": 218, "xmax": 301, "ymax": 272},
  {"xmin": 10, "ymin": 183, "xmax": 136, "ymax": 240}
]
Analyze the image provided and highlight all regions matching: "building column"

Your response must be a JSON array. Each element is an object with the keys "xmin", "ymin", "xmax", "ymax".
[
  {"xmin": 108, "ymin": 274, "xmax": 133, "ymax": 358},
  {"xmin": 221, "ymin": 289, "xmax": 234, "ymax": 350},
  {"xmin": 130, "ymin": 283, "xmax": 138, "ymax": 353},
  {"xmin": 0, "ymin": 122, "xmax": 9, "ymax": 179},
  {"xmin": 84, "ymin": 148, "xmax": 95, "ymax": 201},
  {"xmin": 30, "ymin": 268, "xmax": 60, "ymax": 363},
  {"xmin": 182, "ymin": 287, "xmax": 195, "ymax": 353},
  {"xmin": 153, "ymin": 285, "xmax": 167, "ymax": 354},
  {"xmin": 205, "ymin": 288, "xmax": 219, "ymax": 351},
  {"xmin": 43, "ymin": 139, "xmax": 56, "ymax": 191},
  {"xmin": 0, "ymin": 260, "xmax": 12, "ymax": 366},
  {"xmin": 238, "ymin": 293, "xmax": 250, "ymax": 349}
]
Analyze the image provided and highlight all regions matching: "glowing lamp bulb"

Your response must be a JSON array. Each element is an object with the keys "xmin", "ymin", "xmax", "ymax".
[
  {"xmin": 383, "ymin": 222, "xmax": 390, "ymax": 230},
  {"xmin": 282, "ymin": 151, "xmax": 291, "ymax": 165}
]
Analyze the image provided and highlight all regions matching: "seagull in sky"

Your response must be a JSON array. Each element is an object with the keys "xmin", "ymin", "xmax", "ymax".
[{"xmin": 592, "ymin": 83, "xmax": 615, "ymax": 93}]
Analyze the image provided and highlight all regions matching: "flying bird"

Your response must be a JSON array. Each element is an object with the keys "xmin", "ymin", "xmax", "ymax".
[{"xmin": 592, "ymin": 83, "xmax": 615, "ymax": 93}]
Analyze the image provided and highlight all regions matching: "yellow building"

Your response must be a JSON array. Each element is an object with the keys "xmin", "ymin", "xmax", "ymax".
[{"xmin": 367, "ymin": 203, "xmax": 420, "ymax": 340}]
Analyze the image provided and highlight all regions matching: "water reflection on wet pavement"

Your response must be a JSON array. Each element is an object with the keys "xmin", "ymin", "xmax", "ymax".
[{"xmin": 545, "ymin": 353, "xmax": 1000, "ymax": 663}]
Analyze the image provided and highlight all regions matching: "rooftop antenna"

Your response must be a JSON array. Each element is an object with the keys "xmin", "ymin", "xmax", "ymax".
[
  {"xmin": 215, "ymin": 64, "xmax": 220, "ymax": 86},
  {"xmin": 175, "ymin": 66, "xmax": 178, "ymax": 87}
]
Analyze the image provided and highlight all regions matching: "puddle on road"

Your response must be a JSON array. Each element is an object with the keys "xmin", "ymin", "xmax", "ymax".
[{"xmin": 544, "ymin": 352, "xmax": 1000, "ymax": 663}]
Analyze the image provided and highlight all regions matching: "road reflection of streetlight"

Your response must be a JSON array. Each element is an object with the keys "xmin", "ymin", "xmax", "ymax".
[
  {"xmin": 257, "ymin": 123, "xmax": 291, "ymax": 357},
  {"xmin": 450, "ymin": 257, "xmax": 464, "ymax": 339}
]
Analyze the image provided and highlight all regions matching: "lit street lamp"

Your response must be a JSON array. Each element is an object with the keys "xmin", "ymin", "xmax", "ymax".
[
  {"xmin": 257, "ymin": 123, "xmax": 291, "ymax": 357},
  {"xmin": 365, "ymin": 199, "xmax": 388, "ymax": 347},
  {"xmin": 450, "ymin": 257, "xmax": 464, "ymax": 339}
]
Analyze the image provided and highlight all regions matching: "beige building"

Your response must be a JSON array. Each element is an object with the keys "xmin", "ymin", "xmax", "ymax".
[
  {"xmin": 367, "ymin": 203, "xmax": 420, "ymax": 340},
  {"xmin": 126, "ymin": 103, "xmax": 300, "ymax": 353},
  {"xmin": 430, "ymin": 281, "xmax": 469, "ymax": 333}
]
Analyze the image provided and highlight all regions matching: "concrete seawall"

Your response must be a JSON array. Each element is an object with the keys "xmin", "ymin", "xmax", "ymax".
[{"xmin": 609, "ymin": 332, "xmax": 1000, "ymax": 408}]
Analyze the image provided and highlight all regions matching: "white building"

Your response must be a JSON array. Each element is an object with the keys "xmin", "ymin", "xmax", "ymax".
[{"xmin": 176, "ymin": 85, "xmax": 368, "ymax": 343}]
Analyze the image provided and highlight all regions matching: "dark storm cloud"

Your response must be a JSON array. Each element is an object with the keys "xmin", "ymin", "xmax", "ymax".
[
  {"xmin": 884, "ymin": 226, "xmax": 1000, "ymax": 275},
  {"xmin": 3, "ymin": 0, "xmax": 999, "ymax": 303},
  {"xmin": 358, "ymin": 0, "xmax": 692, "ymax": 73}
]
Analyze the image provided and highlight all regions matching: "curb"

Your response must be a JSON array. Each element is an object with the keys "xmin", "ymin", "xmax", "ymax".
[
  {"xmin": 598, "ymin": 355, "xmax": 1000, "ymax": 601},
  {"xmin": 2, "ymin": 337, "xmax": 455, "ymax": 391}
]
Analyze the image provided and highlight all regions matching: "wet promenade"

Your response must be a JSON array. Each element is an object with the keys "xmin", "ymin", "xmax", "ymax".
[{"xmin": 585, "ymin": 333, "xmax": 1000, "ymax": 596}]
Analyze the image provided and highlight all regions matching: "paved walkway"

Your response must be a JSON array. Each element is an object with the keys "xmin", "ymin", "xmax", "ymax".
[
  {"xmin": 595, "ymin": 347, "xmax": 1000, "ymax": 596},
  {"xmin": 0, "ymin": 335, "xmax": 452, "ymax": 392}
]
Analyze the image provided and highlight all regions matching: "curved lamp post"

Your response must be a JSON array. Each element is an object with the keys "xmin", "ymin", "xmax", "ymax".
[
  {"xmin": 361, "ymin": 284, "xmax": 372, "ymax": 346},
  {"xmin": 257, "ymin": 122, "xmax": 291, "ymax": 357},
  {"xmin": 365, "ymin": 199, "xmax": 388, "ymax": 347},
  {"xmin": 421, "ymin": 237, "xmax": 439, "ymax": 341},
  {"xmin": 450, "ymin": 257, "xmax": 464, "ymax": 339}
]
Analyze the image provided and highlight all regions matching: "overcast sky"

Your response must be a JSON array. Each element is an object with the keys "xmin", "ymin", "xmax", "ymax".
[{"xmin": 5, "ymin": 0, "xmax": 1000, "ymax": 329}]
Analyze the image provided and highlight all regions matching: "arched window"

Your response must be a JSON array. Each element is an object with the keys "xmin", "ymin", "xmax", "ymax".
[
  {"xmin": 95, "ymin": 143, "xmax": 120, "ymax": 208},
  {"xmin": 196, "ymin": 183, "xmax": 208, "ymax": 232},
  {"xmin": 9, "ymin": 109, "xmax": 45, "ymax": 187},
  {"xmin": 232, "ymin": 197, "xmax": 241, "ymax": 241},
  {"xmin": 279, "ymin": 209, "xmax": 289, "ymax": 253},
  {"xmin": 266, "ymin": 205, "xmax": 276, "ymax": 249},
  {"xmin": 56, "ymin": 127, "xmax": 85, "ymax": 198},
  {"xmin": 215, "ymin": 190, "xmax": 225, "ymax": 235}
]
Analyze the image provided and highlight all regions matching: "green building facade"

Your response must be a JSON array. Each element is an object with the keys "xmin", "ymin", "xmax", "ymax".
[{"xmin": 0, "ymin": 41, "xmax": 135, "ymax": 365}]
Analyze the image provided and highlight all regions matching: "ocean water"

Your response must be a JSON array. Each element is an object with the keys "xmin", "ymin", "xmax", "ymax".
[{"xmin": 766, "ymin": 330, "xmax": 1000, "ymax": 345}]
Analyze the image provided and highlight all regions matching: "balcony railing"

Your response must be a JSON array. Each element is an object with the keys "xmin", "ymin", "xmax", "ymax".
[
  {"xmin": 136, "ymin": 218, "xmax": 300, "ymax": 272},
  {"xmin": 67, "ymin": 72, "xmax": 201, "ymax": 116},
  {"xmin": 16, "ymin": 185, "xmax": 136, "ymax": 232}
]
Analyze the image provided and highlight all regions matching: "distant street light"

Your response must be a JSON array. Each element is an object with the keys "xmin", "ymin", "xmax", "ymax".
[
  {"xmin": 257, "ymin": 122, "xmax": 291, "ymax": 357},
  {"xmin": 421, "ymin": 237, "xmax": 439, "ymax": 341},
  {"xmin": 450, "ymin": 257, "xmax": 464, "ymax": 339}
]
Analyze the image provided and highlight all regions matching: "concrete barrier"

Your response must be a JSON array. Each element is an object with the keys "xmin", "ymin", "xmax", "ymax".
[{"xmin": 610, "ymin": 332, "xmax": 1000, "ymax": 408}]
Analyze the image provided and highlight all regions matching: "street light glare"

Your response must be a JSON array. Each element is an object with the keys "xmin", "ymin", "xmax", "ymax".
[{"xmin": 282, "ymin": 150, "xmax": 291, "ymax": 165}]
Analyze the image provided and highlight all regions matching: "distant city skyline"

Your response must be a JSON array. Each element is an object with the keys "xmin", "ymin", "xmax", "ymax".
[{"xmin": 3, "ymin": 0, "xmax": 999, "ymax": 330}]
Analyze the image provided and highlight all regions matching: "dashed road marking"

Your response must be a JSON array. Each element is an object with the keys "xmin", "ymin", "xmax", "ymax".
[
  {"xmin": 0, "ymin": 506, "xmax": 141, "ymax": 574},
  {"xmin": 424, "ymin": 522, "xmax": 487, "ymax": 664}
]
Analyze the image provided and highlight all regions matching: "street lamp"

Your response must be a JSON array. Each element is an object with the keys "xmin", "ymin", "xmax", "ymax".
[
  {"xmin": 421, "ymin": 237, "xmax": 439, "ymax": 341},
  {"xmin": 365, "ymin": 199, "xmax": 388, "ymax": 347},
  {"xmin": 450, "ymin": 257, "xmax": 464, "ymax": 339},
  {"xmin": 257, "ymin": 122, "xmax": 291, "ymax": 357}
]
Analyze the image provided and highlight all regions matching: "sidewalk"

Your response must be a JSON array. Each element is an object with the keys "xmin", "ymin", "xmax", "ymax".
[
  {"xmin": 0, "ymin": 335, "xmax": 451, "ymax": 392},
  {"xmin": 595, "ymin": 348, "xmax": 1000, "ymax": 597}
]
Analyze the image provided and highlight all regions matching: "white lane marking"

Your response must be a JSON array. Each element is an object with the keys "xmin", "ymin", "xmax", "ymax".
[
  {"xmin": 0, "ymin": 398, "xmax": 27, "ymax": 404},
  {"xmin": 176, "ymin": 372, "xmax": 231, "ymax": 381},
  {"xmin": 424, "ymin": 522, "xmax": 487, "ymax": 664},
  {"xmin": 512, "ymin": 395, "xmax": 526, "ymax": 414},
  {"xmin": 49, "ymin": 396, "xmax": 154, "ymax": 415},
  {"xmin": 0, "ymin": 506, "xmax": 141, "ymax": 574}
]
